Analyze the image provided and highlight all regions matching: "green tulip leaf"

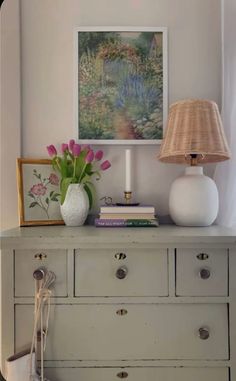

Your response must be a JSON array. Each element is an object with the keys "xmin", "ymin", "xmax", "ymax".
[
  {"xmin": 60, "ymin": 157, "xmax": 68, "ymax": 178},
  {"xmin": 81, "ymin": 174, "xmax": 91, "ymax": 184},
  {"xmin": 52, "ymin": 157, "xmax": 61, "ymax": 173},
  {"xmin": 74, "ymin": 152, "xmax": 87, "ymax": 178},
  {"xmin": 60, "ymin": 177, "xmax": 75, "ymax": 205},
  {"xmin": 84, "ymin": 181, "xmax": 96, "ymax": 210},
  {"xmin": 68, "ymin": 151, "xmax": 74, "ymax": 160},
  {"xmin": 85, "ymin": 163, "xmax": 93, "ymax": 176}
]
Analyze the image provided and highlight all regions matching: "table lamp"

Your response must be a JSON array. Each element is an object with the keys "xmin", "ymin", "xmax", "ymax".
[{"xmin": 159, "ymin": 99, "xmax": 230, "ymax": 226}]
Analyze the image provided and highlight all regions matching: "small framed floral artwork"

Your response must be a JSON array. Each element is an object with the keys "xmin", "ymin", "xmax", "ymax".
[
  {"xmin": 76, "ymin": 27, "xmax": 168, "ymax": 144},
  {"xmin": 17, "ymin": 159, "xmax": 64, "ymax": 226}
]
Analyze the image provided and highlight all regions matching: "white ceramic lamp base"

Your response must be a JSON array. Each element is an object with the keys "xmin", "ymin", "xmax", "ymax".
[{"xmin": 169, "ymin": 166, "xmax": 219, "ymax": 227}]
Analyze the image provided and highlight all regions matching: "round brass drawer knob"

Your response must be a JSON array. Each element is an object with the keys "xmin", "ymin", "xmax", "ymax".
[
  {"xmin": 116, "ymin": 266, "xmax": 128, "ymax": 279},
  {"xmin": 199, "ymin": 268, "xmax": 211, "ymax": 279},
  {"xmin": 198, "ymin": 327, "xmax": 210, "ymax": 340},
  {"xmin": 34, "ymin": 253, "xmax": 47, "ymax": 260},
  {"xmin": 197, "ymin": 253, "xmax": 209, "ymax": 260},
  {"xmin": 116, "ymin": 309, "xmax": 128, "ymax": 316},
  {"xmin": 117, "ymin": 371, "xmax": 128, "ymax": 378},
  {"xmin": 115, "ymin": 252, "xmax": 127, "ymax": 260}
]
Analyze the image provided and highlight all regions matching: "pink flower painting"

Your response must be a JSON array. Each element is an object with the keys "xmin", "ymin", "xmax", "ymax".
[{"xmin": 28, "ymin": 169, "xmax": 60, "ymax": 219}]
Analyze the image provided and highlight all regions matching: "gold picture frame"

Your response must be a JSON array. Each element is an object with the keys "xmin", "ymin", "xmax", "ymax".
[{"xmin": 17, "ymin": 158, "xmax": 64, "ymax": 226}]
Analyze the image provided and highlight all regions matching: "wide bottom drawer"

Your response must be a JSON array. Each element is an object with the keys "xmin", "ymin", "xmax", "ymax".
[
  {"xmin": 44, "ymin": 367, "xmax": 229, "ymax": 381},
  {"xmin": 15, "ymin": 304, "xmax": 228, "ymax": 360}
]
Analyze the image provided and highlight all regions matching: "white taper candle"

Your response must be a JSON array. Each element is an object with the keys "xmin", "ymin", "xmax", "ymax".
[{"xmin": 125, "ymin": 149, "xmax": 132, "ymax": 192}]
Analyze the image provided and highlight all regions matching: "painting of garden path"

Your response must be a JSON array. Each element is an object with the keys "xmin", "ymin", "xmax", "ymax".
[{"xmin": 78, "ymin": 31, "xmax": 164, "ymax": 141}]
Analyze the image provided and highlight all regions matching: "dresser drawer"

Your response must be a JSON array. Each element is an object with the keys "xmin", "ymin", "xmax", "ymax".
[
  {"xmin": 74, "ymin": 249, "xmax": 168, "ymax": 296},
  {"xmin": 14, "ymin": 249, "xmax": 67, "ymax": 297},
  {"xmin": 44, "ymin": 367, "xmax": 228, "ymax": 381},
  {"xmin": 176, "ymin": 248, "xmax": 228, "ymax": 296},
  {"xmin": 15, "ymin": 304, "xmax": 228, "ymax": 360}
]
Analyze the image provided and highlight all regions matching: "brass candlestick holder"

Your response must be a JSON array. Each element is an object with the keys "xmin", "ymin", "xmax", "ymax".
[
  {"xmin": 124, "ymin": 191, "xmax": 132, "ymax": 204},
  {"xmin": 116, "ymin": 191, "xmax": 140, "ymax": 206}
]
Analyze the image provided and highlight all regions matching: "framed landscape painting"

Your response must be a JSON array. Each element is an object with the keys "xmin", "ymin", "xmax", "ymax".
[
  {"xmin": 17, "ymin": 159, "xmax": 64, "ymax": 226},
  {"xmin": 76, "ymin": 27, "xmax": 168, "ymax": 144}
]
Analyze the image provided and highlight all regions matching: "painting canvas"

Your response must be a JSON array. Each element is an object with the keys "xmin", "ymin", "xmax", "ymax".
[
  {"xmin": 17, "ymin": 159, "xmax": 64, "ymax": 226},
  {"xmin": 77, "ymin": 27, "xmax": 167, "ymax": 143}
]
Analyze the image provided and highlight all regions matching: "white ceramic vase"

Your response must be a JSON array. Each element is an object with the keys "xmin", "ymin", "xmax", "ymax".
[{"xmin": 60, "ymin": 183, "xmax": 89, "ymax": 227}]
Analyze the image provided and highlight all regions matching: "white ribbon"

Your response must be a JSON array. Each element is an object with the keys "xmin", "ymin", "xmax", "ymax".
[{"xmin": 29, "ymin": 271, "xmax": 56, "ymax": 381}]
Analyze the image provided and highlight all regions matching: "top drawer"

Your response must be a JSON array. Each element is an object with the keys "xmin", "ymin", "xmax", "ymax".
[
  {"xmin": 74, "ymin": 249, "xmax": 168, "ymax": 297},
  {"xmin": 176, "ymin": 248, "xmax": 228, "ymax": 296},
  {"xmin": 14, "ymin": 249, "xmax": 67, "ymax": 297}
]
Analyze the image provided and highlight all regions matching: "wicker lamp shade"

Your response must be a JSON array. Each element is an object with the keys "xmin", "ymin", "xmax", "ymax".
[{"xmin": 159, "ymin": 99, "xmax": 230, "ymax": 164}]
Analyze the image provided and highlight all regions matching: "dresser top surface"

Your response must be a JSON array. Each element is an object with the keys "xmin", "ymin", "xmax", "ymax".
[{"xmin": 1, "ymin": 225, "xmax": 236, "ymax": 248}]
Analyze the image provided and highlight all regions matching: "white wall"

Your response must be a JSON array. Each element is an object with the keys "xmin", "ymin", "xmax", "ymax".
[
  {"xmin": 0, "ymin": 0, "xmax": 21, "ymax": 231},
  {"xmin": 1, "ymin": 0, "xmax": 222, "ymax": 229}
]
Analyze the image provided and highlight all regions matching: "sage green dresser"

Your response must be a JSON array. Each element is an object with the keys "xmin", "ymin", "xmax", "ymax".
[{"xmin": 1, "ymin": 225, "xmax": 236, "ymax": 380}]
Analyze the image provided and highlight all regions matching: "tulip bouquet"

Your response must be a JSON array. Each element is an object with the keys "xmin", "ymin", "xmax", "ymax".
[{"xmin": 46, "ymin": 140, "xmax": 111, "ymax": 208}]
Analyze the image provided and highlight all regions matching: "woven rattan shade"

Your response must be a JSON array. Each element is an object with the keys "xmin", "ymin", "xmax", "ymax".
[{"xmin": 159, "ymin": 99, "xmax": 230, "ymax": 164}]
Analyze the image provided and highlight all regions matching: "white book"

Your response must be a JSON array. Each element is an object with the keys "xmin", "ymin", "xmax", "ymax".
[{"xmin": 100, "ymin": 205, "xmax": 155, "ymax": 214}]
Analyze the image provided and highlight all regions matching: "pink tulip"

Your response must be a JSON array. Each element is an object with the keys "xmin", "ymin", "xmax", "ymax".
[
  {"xmin": 61, "ymin": 143, "xmax": 69, "ymax": 153},
  {"xmin": 46, "ymin": 145, "xmax": 57, "ymax": 157},
  {"xmin": 95, "ymin": 150, "xmax": 104, "ymax": 161},
  {"xmin": 82, "ymin": 144, "xmax": 91, "ymax": 152},
  {"xmin": 100, "ymin": 160, "xmax": 111, "ymax": 171},
  {"xmin": 69, "ymin": 139, "xmax": 75, "ymax": 151},
  {"xmin": 85, "ymin": 150, "xmax": 94, "ymax": 163},
  {"xmin": 72, "ymin": 143, "xmax": 81, "ymax": 157}
]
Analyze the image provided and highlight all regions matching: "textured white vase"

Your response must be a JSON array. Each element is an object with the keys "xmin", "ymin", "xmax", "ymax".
[
  {"xmin": 169, "ymin": 166, "xmax": 219, "ymax": 227},
  {"xmin": 60, "ymin": 184, "xmax": 89, "ymax": 226}
]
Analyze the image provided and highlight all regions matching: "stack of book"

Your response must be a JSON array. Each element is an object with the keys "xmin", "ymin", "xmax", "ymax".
[{"xmin": 95, "ymin": 205, "xmax": 159, "ymax": 227}]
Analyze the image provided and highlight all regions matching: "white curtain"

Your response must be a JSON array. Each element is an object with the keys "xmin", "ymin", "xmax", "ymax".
[{"xmin": 214, "ymin": 0, "xmax": 236, "ymax": 227}]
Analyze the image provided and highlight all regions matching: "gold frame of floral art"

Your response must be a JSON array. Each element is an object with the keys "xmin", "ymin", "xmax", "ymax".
[{"xmin": 17, "ymin": 158, "xmax": 64, "ymax": 226}]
